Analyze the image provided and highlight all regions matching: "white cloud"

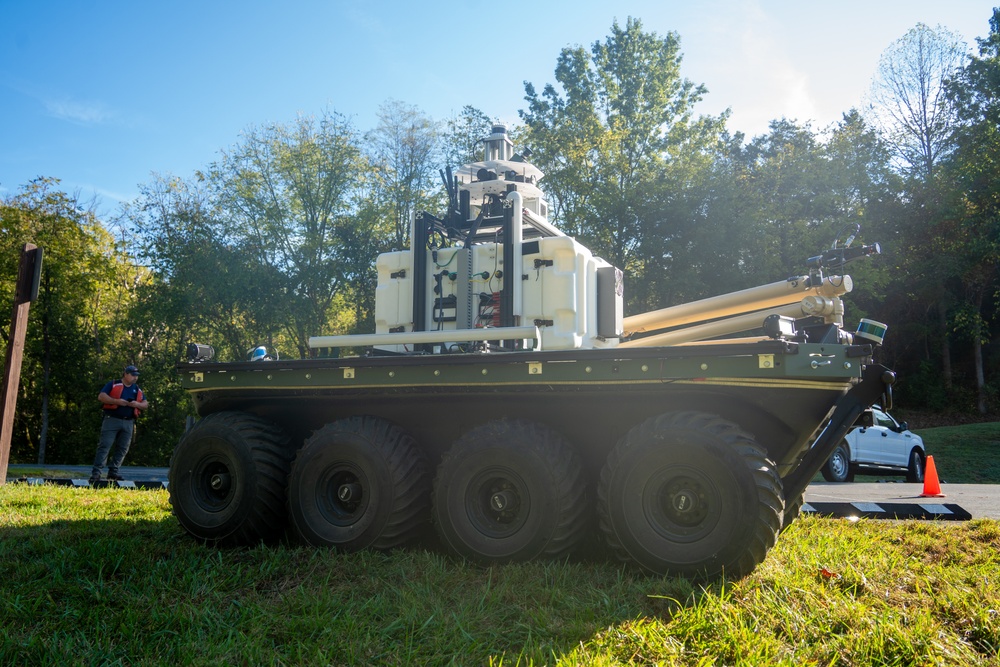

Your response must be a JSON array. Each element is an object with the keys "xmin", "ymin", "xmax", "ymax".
[
  {"xmin": 91, "ymin": 185, "xmax": 138, "ymax": 205},
  {"xmin": 683, "ymin": 0, "xmax": 828, "ymax": 135},
  {"xmin": 44, "ymin": 97, "xmax": 115, "ymax": 125}
]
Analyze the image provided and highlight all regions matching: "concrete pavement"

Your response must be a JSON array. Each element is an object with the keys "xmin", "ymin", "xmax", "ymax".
[
  {"xmin": 804, "ymin": 481, "xmax": 1000, "ymax": 520},
  {"xmin": 6, "ymin": 464, "xmax": 168, "ymax": 485}
]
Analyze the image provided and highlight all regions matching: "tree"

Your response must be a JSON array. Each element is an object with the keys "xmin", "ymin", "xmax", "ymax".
[
  {"xmin": 130, "ymin": 175, "xmax": 284, "ymax": 362},
  {"xmin": 0, "ymin": 179, "xmax": 122, "ymax": 464},
  {"xmin": 733, "ymin": 120, "xmax": 837, "ymax": 278},
  {"xmin": 205, "ymin": 110, "xmax": 366, "ymax": 358},
  {"xmin": 865, "ymin": 23, "xmax": 969, "ymax": 399},
  {"xmin": 441, "ymin": 106, "xmax": 495, "ymax": 169},
  {"xmin": 822, "ymin": 112, "xmax": 932, "ymax": 393},
  {"xmin": 825, "ymin": 111, "xmax": 902, "ymax": 233},
  {"xmin": 940, "ymin": 8, "xmax": 1000, "ymax": 414},
  {"xmin": 520, "ymin": 18, "xmax": 727, "ymax": 313},
  {"xmin": 630, "ymin": 129, "xmax": 741, "ymax": 309},
  {"xmin": 866, "ymin": 23, "xmax": 968, "ymax": 180},
  {"xmin": 365, "ymin": 100, "xmax": 441, "ymax": 249}
]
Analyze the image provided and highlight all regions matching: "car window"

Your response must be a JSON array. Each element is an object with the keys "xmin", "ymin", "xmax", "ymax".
[{"xmin": 872, "ymin": 409, "xmax": 896, "ymax": 429}]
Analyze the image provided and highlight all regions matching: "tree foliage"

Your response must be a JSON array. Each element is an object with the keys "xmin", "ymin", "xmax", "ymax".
[
  {"xmin": 365, "ymin": 99, "xmax": 441, "ymax": 250},
  {"xmin": 0, "ymin": 179, "xmax": 127, "ymax": 464},
  {"xmin": 442, "ymin": 106, "xmax": 496, "ymax": 169},
  {"xmin": 939, "ymin": 8, "xmax": 1000, "ymax": 413},
  {"xmin": 203, "ymin": 110, "xmax": 367, "ymax": 358},
  {"xmin": 521, "ymin": 17, "xmax": 728, "ymax": 297}
]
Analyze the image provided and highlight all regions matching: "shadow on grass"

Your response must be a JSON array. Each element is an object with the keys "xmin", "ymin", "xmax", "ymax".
[{"xmin": 0, "ymin": 488, "xmax": 713, "ymax": 665}]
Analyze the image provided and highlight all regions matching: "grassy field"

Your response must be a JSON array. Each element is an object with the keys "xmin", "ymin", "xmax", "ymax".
[
  {"xmin": 916, "ymin": 422, "xmax": 1000, "ymax": 484},
  {"xmin": 1, "ymin": 483, "xmax": 998, "ymax": 666}
]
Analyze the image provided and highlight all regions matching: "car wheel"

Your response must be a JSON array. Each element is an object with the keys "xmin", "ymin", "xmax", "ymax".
[
  {"xmin": 821, "ymin": 442, "xmax": 854, "ymax": 483},
  {"xmin": 906, "ymin": 449, "xmax": 925, "ymax": 483}
]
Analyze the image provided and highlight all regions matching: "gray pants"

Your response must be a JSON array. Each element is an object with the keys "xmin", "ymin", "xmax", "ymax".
[{"xmin": 91, "ymin": 416, "xmax": 134, "ymax": 477}]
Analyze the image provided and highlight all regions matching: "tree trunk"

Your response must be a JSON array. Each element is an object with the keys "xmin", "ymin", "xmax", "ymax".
[
  {"xmin": 972, "ymin": 289, "xmax": 987, "ymax": 415},
  {"xmin": 938, "ymin": 302, "xmax": 952, "ymax": 390},
  {"xmin": 973, "ymin": 336, "xmax": 986, "ymax": 414},
  {"xmin": 38, "ymin": 354, "xmax": 49, "ymax": 464}
]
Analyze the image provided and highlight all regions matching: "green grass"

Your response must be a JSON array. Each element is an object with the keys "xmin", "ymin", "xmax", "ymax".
[
  {"xmin": 1, "ymin": 484, "xmax": 998, "ymax": 665},
  {"xmin": 915, "ymin": 422, "xmax": 1000, "ymax": 484}
]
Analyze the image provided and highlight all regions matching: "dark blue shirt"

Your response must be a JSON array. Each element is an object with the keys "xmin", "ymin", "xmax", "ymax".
[{"xmin": 102, "ymin": 381, "xmax": 144, "ymax": 419}]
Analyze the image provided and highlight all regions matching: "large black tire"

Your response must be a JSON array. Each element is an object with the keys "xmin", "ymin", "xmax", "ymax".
[
  {"xmin": 597, "ymin": 411, "xmax": 783, "ymax": 579},
  {"xmin": 287, "ymin": 416, "xmax": 430, "ymax": 551},
  {"xmin": 821, "ymin": 441, "xmax": 854, "ymax": 482},
  {"xmin": 906, "ymin": 449, "xmax": 925, "ymax": 483},
  {"xmin": 169, "ymin": 411, "xmax": 293, "ymax": 547},
  {"xmin": 433, "ymin": 419, "xmax": 588, "ymax": 563}
]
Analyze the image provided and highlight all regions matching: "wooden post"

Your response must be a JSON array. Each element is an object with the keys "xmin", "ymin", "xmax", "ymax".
[{"xmin": 0, "ymin": 244, "xmax": 43, "ymax": 485}]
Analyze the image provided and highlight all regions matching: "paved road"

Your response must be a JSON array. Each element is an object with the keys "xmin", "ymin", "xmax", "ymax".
[
  {"xmin": 7, "ymin": 465, "xmax": 1000, "ymax": 520},
  {"xmin": 804, "ymin": 481, "xmax": 1000, "ymax": 520},
  {"xmin": 7, "ymin": 464, "xmax": 168, "ymax": 483}
]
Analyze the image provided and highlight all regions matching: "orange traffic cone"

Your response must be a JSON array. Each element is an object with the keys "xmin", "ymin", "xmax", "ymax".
[{"xmin": 920, "ymin": 455, "xmax": 945, "ymax": 498}]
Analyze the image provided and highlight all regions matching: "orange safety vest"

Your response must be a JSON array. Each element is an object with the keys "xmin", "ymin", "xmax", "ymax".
[{"xmin": 103, "ymin": 381, "xmax": 144, "ymax": 418}]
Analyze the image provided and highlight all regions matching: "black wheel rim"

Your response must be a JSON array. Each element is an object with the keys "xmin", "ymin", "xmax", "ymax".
[
  {"xmin": 643, "ymin": 465, "xmax": 722, "ymax": 542},
  {"xmin": 192, "ymin": 450, "xmax": 236, "ymax": 513},
  {"xmin": 465, "ymin": 467, "xmax": 529, "ymax": 538},
  {"xmin": 317, "ymin": 463, "xmax": 370, "ymax": 527}
]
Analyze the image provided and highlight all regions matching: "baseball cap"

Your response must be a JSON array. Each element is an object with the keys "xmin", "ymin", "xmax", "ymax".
[{"xmin": 124, "ymin": 365, "xmax": 140, "ymax": 376}]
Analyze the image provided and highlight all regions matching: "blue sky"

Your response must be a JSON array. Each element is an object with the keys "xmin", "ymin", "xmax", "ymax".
[{"xmin": 0, "ymin": 0, "xmax": 993, "ymax": 213}]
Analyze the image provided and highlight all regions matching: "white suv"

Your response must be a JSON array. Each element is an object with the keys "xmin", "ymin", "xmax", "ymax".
[{"xmin": 821, "ymin": 407, "xmax": 926, "ymax": 483}]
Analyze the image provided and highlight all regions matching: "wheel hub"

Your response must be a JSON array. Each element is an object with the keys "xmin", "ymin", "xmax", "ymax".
[
  {"xmin": 338, "ymin": 482, "xmax": 362, "ymax": 503},
  {"xmin": 466, "ymin": 471, "xmax": 529, "ymax": 538},
  {"xmin": 210, "ymin": 473, "xmax": 231, "ymax": 492},
  {"xmin": 831, "ymin": 453, "xmax": 847, "ymax": 477},
  {"xmin": 670, "ymin": 489, "xmax": 698, "ymax": 514},
  {"xmin": 318, "ymin": 467, "xmax": 368, "ymax": 525},
  {"xmin": 490, "ymin": 489, "xmax": 519, "ymax": 512},
  {"xmin": 642, "ymin": 469, "xmax": 721, "ymax": 540},
  {"xmin": 483, "ymin": 481, "xmax": 521, "ymax": 522},
  {"xmin": 193, "ymin": 458, "xmax": 235, "ymax": 512},
  {"xmin": 663, "ymin": 479, "xmax": 709, "ymax": 527}
]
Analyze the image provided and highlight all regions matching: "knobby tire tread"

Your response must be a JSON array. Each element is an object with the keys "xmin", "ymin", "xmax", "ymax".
[
  {"xmin": 169, "ymin": 410, "xmax": 293, "ymax": 547},
  {"xmin": 597, "ymin": 410, "xmax": 783, "ymax": 579},
  {"xmin": 292, "ymin": 416, "xmax": 430, "ymax": 550},
  {"xmin": 434, "ymin": 418, "xmax": 588, "ymax": 562}
]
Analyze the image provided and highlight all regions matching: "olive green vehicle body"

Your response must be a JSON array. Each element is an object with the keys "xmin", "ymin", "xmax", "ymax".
[
  {"xmin": 170, "ymin": 337, "xmax": 890, "ymax": 580},
  {"xmin": 179, "ymin": 340, "xmax": 866, "ymax": 480}
]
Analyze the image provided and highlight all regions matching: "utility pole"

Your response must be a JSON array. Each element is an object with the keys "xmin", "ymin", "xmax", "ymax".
[{"xmin": 0, "ymin": 244, "xmax": 43, "ymax": 485}]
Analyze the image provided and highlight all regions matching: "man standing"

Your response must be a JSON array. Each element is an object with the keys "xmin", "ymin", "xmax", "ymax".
[{"xmin": 89, "ymin": 365, "xmax": 148, "ymax": 484}]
